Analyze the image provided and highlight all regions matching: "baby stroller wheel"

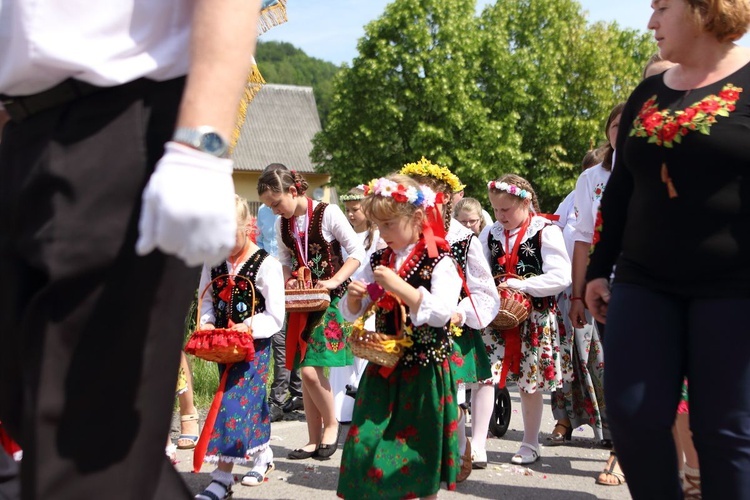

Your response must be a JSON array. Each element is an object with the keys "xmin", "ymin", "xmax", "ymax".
[{"xmin": 489, "ymin": 386, "xmax": 511, "ymax": 438}]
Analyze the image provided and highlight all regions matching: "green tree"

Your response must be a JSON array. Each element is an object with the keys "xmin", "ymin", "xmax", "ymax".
[
  {"xmin": 311, "ymin": 0, "xmax": 516, "ymax": 196},
  {"xmin": 255, "ymin": 40, "xmax": 341, "ymax": 125},
  {"xmin": 312, "ymin": 0, "xmax": 654, "ymax": 210},
  {"xmin": 477, "ymin": 0, "xmax": 653, "ymax": 208}
]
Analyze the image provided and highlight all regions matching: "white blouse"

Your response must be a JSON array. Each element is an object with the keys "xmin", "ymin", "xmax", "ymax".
[
  {"xmin": 341, "ymin": 243, "xmax": 462, "ymax": 328},
  {"xmin": 275, "ymin": 200, "xmax": 366, "ymax": 271},
  {"xmin": 447, "ymin": 219, "xmax": 500, "ymax": 329},
  {"xmin": 571, "ymin": 163, "xmax": 611, "ymax": 244},
  {"xmin": 478, "ymin": 216, "xmax": 571, "ymax": 298},
  {"xmin": 346, "ymin": 227, "xmax": 387, "ymax": 278},
  {"xmin": 553, "ymin": 190, "xmax": 577, "ymax": 261},
  {"xmin": 198, "ymin": 250, "xmax": 285, "ymax": 339}
]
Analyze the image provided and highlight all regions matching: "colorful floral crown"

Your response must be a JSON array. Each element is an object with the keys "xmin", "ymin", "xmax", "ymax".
[
  {"xmin": 364, "ymin": 178, "xmax": 437, "ymax": 207},
  {"xmin": 487, "ymin": 180, "xmax": 533, "ymax": 200},
  {"xmin": 400, "ymin": 157, "xmax": 465, "ymax": 193}
]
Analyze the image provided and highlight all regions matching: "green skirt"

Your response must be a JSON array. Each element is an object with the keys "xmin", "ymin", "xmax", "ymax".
[
  {"xmin": 337, "ymin": 359, "xmax": 459, "ymax": 499},
  {"xmin": 295, "ymin": 297, "xmax": 353, "ymax": 368},
  {"xmin": 450, "ymin": 327, "xmax": 492, "ymax": 385}
]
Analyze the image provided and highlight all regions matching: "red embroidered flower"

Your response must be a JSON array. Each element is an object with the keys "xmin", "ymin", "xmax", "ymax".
[
  {"xmin": 659, "ymin": 121, "xmax": 680, "ymax": 144},
  {"xmin": 643, "ymin": 112, "xmax": 663, "ymax": 133},
  {"xmin": 699, "ymin": 98, "xmax": 721, "ymax": 114},
  {"xmin": 544, "ymin": 365, "xmax": 556, "ymax": 380},
  {"xmin": 720, "ymin": 88, "xmax": 740, "ymax": 101},
  {"xmin": 237, "ymin": 280, "xmax": 248, "ymax": 290},
  {"xmin": 400, "ymin": 465, "xmax": 410, "ymax": 474},
  {"xmin": 445, "ymin": 420, "xmax": 458, "ymax": 436},
  {"xmin": 367, "ymin": 467, "xmax": 384, "ymax": 481}
]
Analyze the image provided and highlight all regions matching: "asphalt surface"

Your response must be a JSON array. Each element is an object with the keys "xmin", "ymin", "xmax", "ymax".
[{"xmin": 172, "ymin": 385, "xmax": 632, "ymax": 499}]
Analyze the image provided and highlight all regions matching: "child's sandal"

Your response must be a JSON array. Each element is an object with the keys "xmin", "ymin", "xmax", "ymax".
[
  {"xmin": 241, "ymin": 463, "xmax": 275, "ymax": 487},
  {"xmin": 177, "ymin": 413, "xmax": 200, "ymax": 450},
  {"xmin": 194, "ymin": 480, "xmax": 233, "ymax": 500}
]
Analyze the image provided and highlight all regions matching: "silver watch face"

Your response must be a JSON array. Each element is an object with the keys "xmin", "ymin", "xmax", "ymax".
[{"xmin": 201, "ymin": 132, "xmax": 228, "ymax": 157}]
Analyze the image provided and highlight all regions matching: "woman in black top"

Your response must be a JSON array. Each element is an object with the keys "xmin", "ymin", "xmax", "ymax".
[{"xmin": 585, "ymin": 1, "xmax": 750, "ymax": 498}]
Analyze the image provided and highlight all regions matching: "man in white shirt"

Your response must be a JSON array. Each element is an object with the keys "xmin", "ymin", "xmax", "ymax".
[{"xmin": 0, "ymin": 2, "xmax": 261, "ymax": 498}]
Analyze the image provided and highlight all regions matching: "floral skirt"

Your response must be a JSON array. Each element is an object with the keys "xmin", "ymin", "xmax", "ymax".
[
  {"xmin": 296, "ymin": 297, "xmax": 353, "ymax": 368},
  {"xmin": 337, "ymin": 360, "xmax": 459, "ymax": 499},
  {"xmin": 205, "ymin": 337, "xmax": 271, "ymax": 464},
  {"xmin": 482, "ymin": 307, "xmax": 565, "ymax": 393},
  {"xmin": 551, "ymin": 290, "xmax": 606, "ymax": 439},
  {"xmin": 450, "ymin": 327, "xmax": 492, "ymax": 385}
]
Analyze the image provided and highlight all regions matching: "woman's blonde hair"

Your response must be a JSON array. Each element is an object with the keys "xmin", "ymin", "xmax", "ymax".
[
  {"xmin": 488, "ymin": 173, "xmax": 541, "ymax": 213},
  {"xmin": 454, "ymin": 197, "xmax": 487, "ymax": 234},
  {"xmin": 686, "ymin": 0, "xmax": 750, "ymax": 42},
  {"xmin": 361, "ymin": 174, "xmax": 425, "ymax": 227}
]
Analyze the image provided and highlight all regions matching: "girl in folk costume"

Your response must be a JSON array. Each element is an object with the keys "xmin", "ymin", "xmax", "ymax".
[
  {"xmin": 257, "ymin": 164, "xmax": 365, "ymax": 460},
  {"xmin": 400, "ymin": 158, "xmax": 499, "ymax": 480},
  {"xmin": 193, "ymin": 195, "xmax": 285, "ymax": 500},
  {"xmin": 338, "ymin": 174, "xmax": 462, "ymax": 500},
  {"xmin": 330, "ymin": 186, "xmax": 387, "ymax": 424},
  {"xmin": 477, "ymin": 174, "xmax": 571, "ymax": 465}
]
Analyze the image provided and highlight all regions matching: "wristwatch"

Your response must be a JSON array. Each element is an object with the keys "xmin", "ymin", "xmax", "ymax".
[{"xmin": 172, "ymin": 126, "xmax": 229, "ymax": 158}]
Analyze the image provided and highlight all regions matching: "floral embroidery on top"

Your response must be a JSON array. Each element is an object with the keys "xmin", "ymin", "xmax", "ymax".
[
  {"xmin": 592, "ymin": 183, "xmax": 605, "ymax": 202},
  {"xmin": 630, "ymin": 83, "xmax": 743, "ymax": 148}
]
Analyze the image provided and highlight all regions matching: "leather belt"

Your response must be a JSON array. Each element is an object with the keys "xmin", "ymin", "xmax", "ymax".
[{"xmin": 1, "ymin": 79, "xmax": 106, "ymax": 122}]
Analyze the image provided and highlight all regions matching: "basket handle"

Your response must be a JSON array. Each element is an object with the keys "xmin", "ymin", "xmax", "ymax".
[{"xmin": 196, "ymin": 273, "xmax": 256, "ymax": 329}]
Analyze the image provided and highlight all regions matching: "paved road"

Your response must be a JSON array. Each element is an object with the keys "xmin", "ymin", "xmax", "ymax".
[{"xmin": 173, "ymin": 386, "xmax": 632, "ymax": 499}]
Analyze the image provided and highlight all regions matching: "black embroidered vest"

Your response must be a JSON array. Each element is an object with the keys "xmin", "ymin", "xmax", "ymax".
[
  {"xmin": 488, "ymin": 226, "xmax": 554, "ymax": 310},
  {"xmin": 280, "ymin": 202, "xmax": 347, "ymax": 298},
  {"xmin": 210, "ymin": 249, "xmax": 268, "ymax": 328},
  {"xmin": 451, "ymin": 233, "xmax": 472, "ymax": 301},
  {"xmin": 370, "ymin": 246, "xmax": 453, "ymax": 367}
]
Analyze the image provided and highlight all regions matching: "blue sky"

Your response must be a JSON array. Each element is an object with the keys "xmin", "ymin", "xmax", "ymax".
[
  {"xmin": 262, "ymin": 1, "xmax": 748, "ymax": 64},
  {"xmin": 261, "ymin": 1, "xmax": 656, "ymax": 65}
]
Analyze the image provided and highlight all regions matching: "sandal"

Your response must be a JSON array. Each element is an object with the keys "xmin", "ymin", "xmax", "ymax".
[
  {"xmin": 471, "ymin": 447, "xmax": 487, "ymax": 470},
  {"xmin": 177, "ymin": 413, "xmax": 200, "ymax": 450},
  {"xmin": 456, "ymin": 437, "xmax": 472, "ymax": 483},
  {"xmin": 241, "ymin": 462, "xmax": 275, "ymax": 487},
  {"xmin": 683, "ymin": 471, "xmax": 702, "ymax": 499},
  {"xmin": 511, "ymin": 443, "xmax": 540, "ymax": 465},
  {"xmin": 596, "ymin": 452, "xmax": 626, "ymax": 486},
  {"xmin": 548, "ymin": 422, "xmax": 572, "ymax": 445},
  {"xmin": 194, "ymin": 480, "xmax": 233, "ymax": 500}
]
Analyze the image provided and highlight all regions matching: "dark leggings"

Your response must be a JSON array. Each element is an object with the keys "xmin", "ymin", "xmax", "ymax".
[{"xmin": 604, "ymin": 283, "xmax": 750, "ymax": 500}]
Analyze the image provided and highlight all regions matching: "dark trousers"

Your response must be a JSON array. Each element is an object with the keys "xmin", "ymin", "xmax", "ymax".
[
  {"xmin": 0, "ymin": 450, "xmax": 19, "ymax": 500},
  {"xmin": 0, "ymin": 78, "xmax": 196, "ymax": 499},
  {"xmin": 269, "ymin": 322, "xmax": 302, "ymax": 405},
  {"xmin": 604, "ymin": 283, "xmax": 750, "ymax": 500}
]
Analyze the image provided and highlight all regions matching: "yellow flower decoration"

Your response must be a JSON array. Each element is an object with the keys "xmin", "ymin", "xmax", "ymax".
[
  {"xmin": 400, "ymin": 157, "xmax": 465, "ymax": 193},
  {"xmin": 449, "ymin": 323, "xmax": 463, "ymax": 337}
]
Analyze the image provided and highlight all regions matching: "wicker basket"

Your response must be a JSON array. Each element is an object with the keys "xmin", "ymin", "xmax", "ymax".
[
  {"xmin": 490, "ymin": 274, "xmax": 532, "ymax": 330},
  {"xmin": 185, "ymin": 274, "xmax": 255, "ymax": 364},
  {"xmin": 285, "ymin": 266, "xmax": 330, "ymax": 313},
  {"xmin": 349, "ymin": 301, "xmax": 413, "ymax": 368}
]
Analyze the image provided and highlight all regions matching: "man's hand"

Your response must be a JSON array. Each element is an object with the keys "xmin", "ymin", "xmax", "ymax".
[{"xmin": 136, "ymin": 142, "xmax": 236, "ymax": 266}]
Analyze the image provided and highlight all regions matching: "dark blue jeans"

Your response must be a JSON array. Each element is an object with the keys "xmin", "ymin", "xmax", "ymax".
[{"xmin": 604, "ymin": 283, "xmax": 750, "ymax": 500}]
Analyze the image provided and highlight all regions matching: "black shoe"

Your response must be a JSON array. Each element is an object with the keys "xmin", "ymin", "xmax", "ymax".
[
  {"xmin": 315, "ymin": 441, "xmax": 338, "ymax": 460},
  {"xmin": 288, "ymin": 448, "xmax": 316, "ymax": 460},
  {"xmin": 282, "ymin": 396, "xmax": 304, "ymax": 413},
  {"xmin": 269, "ymin": 403, "xmax": 284, "ymax": 423}
]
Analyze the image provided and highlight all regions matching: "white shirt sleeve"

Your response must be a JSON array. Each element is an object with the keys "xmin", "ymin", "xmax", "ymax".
[
  {"xmin": 198, "ymin": 265, "xmax": 216, "ymax": 326},
  {"xmin": 506, "ymin": 225, "xmax": 572, "ymax": 297},
  {"xmin": 411, "ymin": 256, "xmax": 462, "ymax": 327},
  {"xmin": 242, "ymin": 257, "xmax": 285, "ymax": 339},
  {"xmin": 571, "ymin": 169, "xmax": 595, "ymax": 243},
  {"xmin": 478, "ymin": 225, "xmax": 493, "ymax": 264},
  {"xmin": 275, "ymin": 216, "xmax": 293, "ymax": 268},
  {"xmin": 340, "ymin": 261, "xmax": 374, "ymax": 322},
  {"xmin": 455, "ymin": 236, "xmax": 500, "ymax": 329},
  {"xmin": 322, "ymin": 204, "xmax": 366, "ymax": 266}
]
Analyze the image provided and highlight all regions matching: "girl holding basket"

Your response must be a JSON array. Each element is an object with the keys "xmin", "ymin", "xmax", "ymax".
[{"xmin": 476, "ymin": 174, "xmax": 571, "ymax": 466}]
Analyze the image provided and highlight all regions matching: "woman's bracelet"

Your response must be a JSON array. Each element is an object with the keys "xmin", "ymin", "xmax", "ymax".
[{"xmin": 570, "ymin": 296, "xmax": 584, "ymax": 301}]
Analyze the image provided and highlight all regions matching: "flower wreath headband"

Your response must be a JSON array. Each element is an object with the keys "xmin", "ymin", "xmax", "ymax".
[
  {"xmin": 364, "ymin": 178, "xmax": 437, "ymax": 208},
  {"xmin": 339, "ymin": 184, "xmax": 366, "ymax": 202},
  {"xmin": 487, "ymin": 180, "xmax": 533, "ymax": 200},
  {"xmin": 400, "ymin": 157, "xmax": 465, "ymax": 193}
]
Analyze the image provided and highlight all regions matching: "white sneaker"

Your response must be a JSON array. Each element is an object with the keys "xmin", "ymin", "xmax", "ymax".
[{"xmin": 511, "ymin": 442, "xmax": 540, "ymax": 465}]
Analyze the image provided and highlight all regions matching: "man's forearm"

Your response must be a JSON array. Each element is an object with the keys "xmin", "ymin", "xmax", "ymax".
[{"xmin": 177, "ymin": 0, "xmax": 261, "ymax": 138}]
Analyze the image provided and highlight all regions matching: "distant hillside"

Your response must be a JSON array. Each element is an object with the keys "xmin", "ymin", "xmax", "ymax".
[{"xmin": 256, "ymin": 40, "xmax": 341, "ymax": 126}]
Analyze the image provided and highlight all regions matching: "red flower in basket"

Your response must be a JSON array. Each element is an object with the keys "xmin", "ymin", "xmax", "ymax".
[{"xmin": 376, "ymin": 293, "xmax": 398, "ymax": 313}]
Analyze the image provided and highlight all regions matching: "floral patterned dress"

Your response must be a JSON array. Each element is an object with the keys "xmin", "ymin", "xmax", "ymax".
[
  {"xmin": 337, "ymin": 242, "xmax": 461, "ymax": 499},
  {"xmin": 280, "ymin": 202, "xmax": 360, "ymax": 368},
  {"xmin": 197, "ymin": 249, "xmax": 285, "ymax": 464},
  {"xmin": 479, "ymin": 217, "xmax": 571, "ymax": 393}
]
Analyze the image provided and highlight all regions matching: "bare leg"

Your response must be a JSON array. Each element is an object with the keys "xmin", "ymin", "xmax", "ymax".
[
  {"xmin": 672, "ymin": 422, "xmax": 684, "ymax": 472},
  {"xmin": 301, "ymin": 366, "xmax": 338, "ymax": 445}
]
